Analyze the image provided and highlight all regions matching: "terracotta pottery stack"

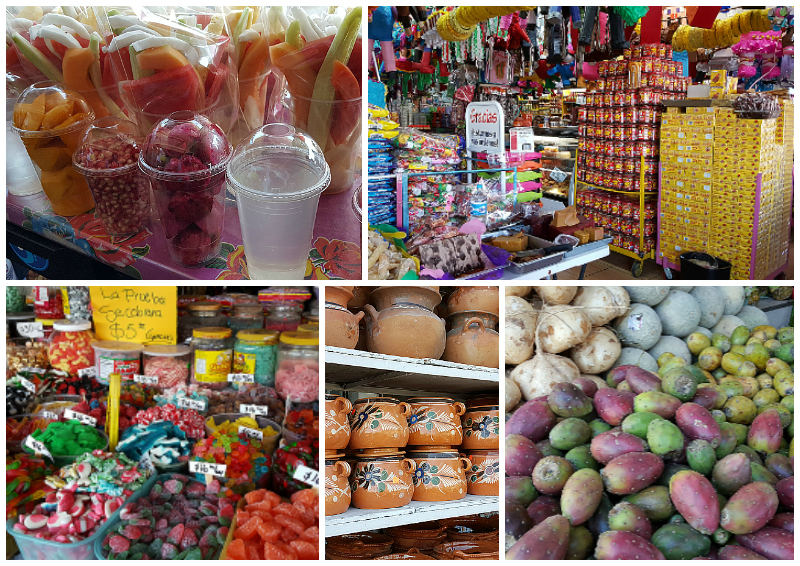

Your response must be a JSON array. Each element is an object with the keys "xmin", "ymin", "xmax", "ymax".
[
  {"xmin": 325, "ymin": 533, "xmax": 394, "ymax": 560},
  {"xmin": 385, "ymin": 522, "xmax": 447, "ymax": 555},
  {"xmin": 325, "ymin": 394, "xmax": 354, "ymax": 516},
  {"xmin": 442, "ymin": 287, "xmax": 500, "ymax": 368},
  {"xmin": 347, "ymin": 397, "xmax": 416, "ymax": 510},
  {"xmin": 440, "ymin": 515, "xmax": 500, "ymax": 543},
  {"xmin": 460, "ymin": 403, "xmax": 500, "ymax": 496},
  {"xmin": 325, "ymin": 286, "xmax": 365, "ymax": 349},
  {"xmin": 363, "ymin": 287, "xmax": 446, "ymax": 359},
  {"xmin": 405, "ymin": 397, "xmax": 470, "ymax": 503}
]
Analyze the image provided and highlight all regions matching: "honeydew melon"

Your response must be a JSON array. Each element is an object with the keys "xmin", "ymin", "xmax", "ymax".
[
  {"xmin": 609, "ymin": 347, "xmax": 659, "ymax": 373},
  {"xmin": 649, "ymin": 335, "xmax": 692, "ymax": 365},
  {"xmin": 690, "ymin": 286, "xmax": 725, "ymax": 328},
  {"xmin": 613, "ymin": 303, "xmax": 662, "ymax": 350},
  {"xmin": 713, "ymin": 314, "xmax": 747, "ymax": 337},
  {"xmin": 623, "ymin": 286, "xmax": 670, "ymax": 306},
  {"xmin": 655, "ymin": 290, "xmax": 702, "ymax": 338},
  {"xmin": 718, "ymin": 286, "xmax": 746, "ymax": 315},
  {"xmin": 735, "ymin": 305, "xmax": 769, "ymax": 331}
]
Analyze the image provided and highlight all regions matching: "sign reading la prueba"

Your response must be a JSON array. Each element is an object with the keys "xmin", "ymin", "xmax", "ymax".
[{"xmin": 466, "ymin": 101, "xmax": 505, "ymax": 154}]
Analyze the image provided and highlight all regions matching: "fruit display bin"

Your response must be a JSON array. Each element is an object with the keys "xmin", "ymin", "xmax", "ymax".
[{"xmin": 7, "ymin": 473, "xmax": 157, "ymax": 561}]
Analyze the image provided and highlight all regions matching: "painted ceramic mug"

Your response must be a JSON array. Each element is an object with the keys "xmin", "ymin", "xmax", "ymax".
[
  {"xmin": 407, "ymin": 397, "xmax": 466, "ymax": 446},
  {"xmin": 464, "ymin": 449, "xmax": 500, "ymax": 496},
  {"xmin": 325, "ymin": 456, "xmax": 352, "ymax": 516},
  {"xmin": 406, "ymin": 447, "xmax": 470, "ymax": 502},
  {"xmin": 325, "ymin": 394, "xmax": 353, "ymax": 450},
  {"xmin": 348, "ymin": 397, "xmax": 411, "ymax": 449},
  {"xmin": 460, "ymin": 405, "xmax": 500, "ymax": 449},
  {"xmin": 350, "ymin": 449, "xmax": 416, "ymax": 510}
]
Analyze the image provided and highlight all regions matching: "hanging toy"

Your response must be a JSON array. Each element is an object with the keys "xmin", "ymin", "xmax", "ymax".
[
  {"xmin": 369, "ymin": 6, "xmax": 399, "ymax": 76},
  {"xmin": 437, "ymin": 6, "xmax": 534, "ymax": 42}
]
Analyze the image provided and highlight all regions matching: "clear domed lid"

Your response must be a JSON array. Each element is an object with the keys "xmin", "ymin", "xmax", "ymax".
[
  {"xmin": 73, "ymin": 116, "xmax": 143, "ymax": 176},
  {"xmin": 227, "ymin": 123, "xmax": 330, "ymax": 202},
  {"xmin": 12, "ymin": 81, "xmax": 94, "ymax": 136},
  {"xmin": 139, "ymin": 110, "xmax": 232, "ymax": 180}
]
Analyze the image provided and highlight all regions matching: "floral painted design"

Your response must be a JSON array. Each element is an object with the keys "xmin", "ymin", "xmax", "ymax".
[
  {"xmin": 352, "ymin": 463, "xmax": 404, "ymax": 493},
  {"xmin": 306, "ymin": 237, "xmax": 361, "ymax": 280},
  {"xmin": 464, "ymin": 415, "xmax": 500, "ymax": 439},
  {"xmin": 210, "ymin": 243, "xmax": 250, "ymax": 279},
  {"xmin": 349, "ymin": 402, "xmax": 403, "ymax": 433},
  {"xmin": 413, "ymin": 462, "xmax": 464, "ymax": 491},
  {"xmin": 413, "ymin": 462, "xmax": 438, "ymax": 486},
  {"xmin": 408, "ymin": 408, "xmax": 458, "ymax": 435},
  {"xmin": 469, "ymin": 458, "xmax": 500, "ymax": 484},
  {"xmin": 325, "ymin": 471, "xmax": 349, "ymax": 504}
]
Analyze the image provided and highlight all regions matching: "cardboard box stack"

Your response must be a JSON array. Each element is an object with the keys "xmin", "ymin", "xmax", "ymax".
[
  {"xmin": 658, "ymin": 106, "xmax": 716, "ymax": 267},
  {"xmin": 771, "ymin": 100, "xmax": 794, "ymax": 274}
]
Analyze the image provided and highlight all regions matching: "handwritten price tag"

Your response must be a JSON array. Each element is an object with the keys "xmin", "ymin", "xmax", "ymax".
[
  {"xmin": 17, "ymin": 322, "xmax": 43, "ymax": 338},
  {"xmin": 292, "ymin": 464, "xmax": 319, "ymax": 487},
  {"xmin": 78, "ymin": 367, "xmax": 97, "ymax": 379},
  {"xmin": 228, "ymin": 373, "xmax": 255, "ymax": 384},
  {"xmin": 41, "ymin": 411, "xmax": 59, "ymax": 420},
  {"xmin": 240, "ymin": 404, "xmax": 269, "ymax": 417},
  {"xmin": 238, "ymin": 426, "xmax": 263, "ymax": 440},
  {"xmin": 140, "ymin": 453, "xmax": 156, "ymax": 474},
  {"xmin": 134, "ymin": 374, "xmax": 159, "ymax": 386},
  {"xmin": 64, "ymin": 409, "xmax": 98, "ymax": 427},
  {"xmin": 189, "ymin": 461, "xmax": 227, "ymax": 477},
  {"xmin": 18, "ymin": 376, "xmax": 37, "ymax": 394},
  {"xmin": 20, "ymin": 367, "xmax": 46, "ymax": 374},
  {"xmin": 177, "ymin": 397, "xmax": 206, "ymax": 411},
  {"xmin": 25, "ymin": 436, "xmax": 53, "ymax": 460}
]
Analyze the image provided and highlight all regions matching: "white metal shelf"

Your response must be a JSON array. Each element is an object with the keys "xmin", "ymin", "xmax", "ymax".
[
  {"xmin": 324, "ymin": 347, "xmax": 499, "ymax": 395},
  {"xmin": 325, "ymin": 495, "xmax": 499, "ymax": 537}
]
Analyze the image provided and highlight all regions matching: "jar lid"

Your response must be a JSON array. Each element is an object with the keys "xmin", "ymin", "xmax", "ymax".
[
  {"xmin": 52, "ymin": 320, "xmax": 92, "ymax": 332},
  {"xmin": 296, "ymin": 323, "xmax": 319, "ymax": 333},
  {"xmin": 279, "ymin": 331, "xmax": 318, "ymax": 346},
  {"xmin": 193, "ymin": 327, "xmax": 232, "ymax": 339},
  {"xmin": 236, "ymin": 329, "xmax": 279, "ymax": 344},
  {"xmin": 233, "ymin": 304, "xmax": 264, "ymax": 316},
  {"xmin": 143, "ymin": 345, "xmax": 191, "ymax": 357},
  {"xmin": 187, "ymin": 301, "xmax": 222, "ymax": 312},
  {"xmin": 34, "ymin": 319, "xmax": 55, "ymax": 327},
  {"xmin": 92, "ymin": 340, "xmax": 143, "ymax": 352},
  {"xmin": 7, "ymin": 312, "xmax": 35, "ymax": 321}
]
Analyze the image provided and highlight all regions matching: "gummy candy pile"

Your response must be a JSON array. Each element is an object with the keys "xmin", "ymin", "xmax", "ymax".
[
  {"xmin": 191, "ymin": 431, "xmax": 271, "ymax": 495},
  {"xmin": 117, "ymin": 421, "xmax": 193, "ymax": 467},
  {"xmin": 133, "ymin": 404, "xmax": 206, "ymax": 439},
  {"xmin": 6, "ymin": 453, "xmax": 54, "ymax": 520},
  {"xmin": 270, "ymin": 438, "xmax": 319, "ymax": 496},
  {"xmin": 29, "ymin": 420, "xmax": 107, "ymax": 457},
  {"xmin": 70, "ymin": 399, "xmax": 138, "ymax": 432}
]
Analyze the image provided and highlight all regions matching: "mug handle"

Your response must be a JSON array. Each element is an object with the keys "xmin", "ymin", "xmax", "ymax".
[
  {"xmin": 401, "ymin": 458, "xmax": 417, "ymax": 472},
  {"xmin": 335, "ymin": 397, "xmax": 352, "ymax": 416},
  {"xmin": 464, "ymin": 317, "xmax": 486, "ymax": 333},
  {"xmin": 354, "ymin": 310, "xmax": 366, "ymax": 322},
  {"xmin": 334, "ymin": 461, "xmax": 351, "ymax": 476},
  {"xmin": 459, "ymin": 457, "xmax": 471, "ymax": 471},
  {"xmin": 453, "ymin": 402, "xmax": 466, "ymax": 416},
  {"xmin": 399, "ymin": 402, "xmax": 412, "ymax": 417}
]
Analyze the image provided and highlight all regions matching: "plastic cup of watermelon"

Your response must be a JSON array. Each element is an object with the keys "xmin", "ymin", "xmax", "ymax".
[
  {"xmin": 227, "ymin": 123, "xmax": 330, "ymax": 280},
  {"xmin": 138, "ymin": 111, "xmax": 232, "ymax": 267}
]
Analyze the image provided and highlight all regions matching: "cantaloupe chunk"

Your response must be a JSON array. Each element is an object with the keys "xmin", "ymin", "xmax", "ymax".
[
  {"xmin": 46, "ymin": 91, "xmax": 70, "ymax": 112},
  {"xmin": 21, "ymin": 94, "xmax": 47, "ymax": 131},
  {"xmin": 28, "ymin": 145, "xmax": 73, "ymax": 172},
  {"xmin": 41, "ymin": 101, "xmax": 75, "ymax": 130},
  {"xmin": 13, "ymin": 105, "xmax": 27, "ymax": 129},
  {"xmin": 136, "ymin": 46, "xmax": 190, "ymax": 72},
  {"xmin": 40, "ymin": 165, "xmax": 95, "ymax": 216},
  {"xmin": 53, "ymin": 112, "xmax": 90, "ymax": 130}
]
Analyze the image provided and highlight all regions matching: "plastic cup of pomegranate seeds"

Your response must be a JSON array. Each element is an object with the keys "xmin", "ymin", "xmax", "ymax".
[
  {"xmin": 73, "ymin": 117, "xmax": 151, "ymax": 237},
  {"xmin": 138, "ymin": 111, "xmax": 232, "ymax": 267}
]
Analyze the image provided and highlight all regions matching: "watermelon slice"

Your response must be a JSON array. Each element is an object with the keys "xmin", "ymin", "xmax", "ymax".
[
  {"xmin": 204, "ymin": 63, "xmax": 228, "ymax": 107},
  {"xmin": 330, "ymin": 61, "xmax": 360, "ymax": 146},
  {"xmin": 120, "ymin": 64, "xmax": 202, "ymax": 117}
]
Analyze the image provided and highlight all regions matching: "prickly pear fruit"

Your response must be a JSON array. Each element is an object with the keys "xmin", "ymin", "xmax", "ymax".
[
  {"xmin": 675, "ymin": 403, "xmax": 722, "ymax": 448},
  {"xmin": 720, "ymin": 482, "xmax": 779, "ymax": 535},
  {"xmin": 571, "ymin": 377, "xmax": 598, "ymax": 398},
  {"xmin": 717, "ymin": 545, "xmax": 769, "ymax": 560},
  {"xmin": 633, "ymin": 391, "xmax": 682, "ymax": 419},
  {"xmin": 768, "ymin": 512, "xmax": 793, "ymax": 532},
  {"xmin": 736, "ymin": 527, "xmax": 794, "ymax": 560},
  {"xmin": 506, "ymin": 400, "xmax": 557, "ymax": 443},
  {"xmin": 775, "ymin": 476, "xmax": 793, "ymax": 510},
  {"xmin": 621, "ymin": 411, "xmax": 663, "ymax": 439},
  {"xmin": 750, "ymin": 462, "xmax": 779, "ymax": 485},
  {"xmin": 764, "ymin": 454, "xmax": 793, "ymax": 480},
  {"xmin": 593, "ymin": 388, "xmax": 635, "ymax": 426},
  {"xmin": 624, "ymin": 367, "xmax": 663, "ymax": 394},
  {"xmin": 532, "ymin": 456, "xmax": 574, "ymax": 495},
  {"xmin": 623, "ymin": 486, "xmax": 675, "ymax": 522},
  {"xmin": 686, "ymin": 439, "xmax": 717, "ymax": 476},
  {"xmin": 660, "ymin": 368, "xmax": 698, "ymax": 402},
  {"xmin": 548, "ymin": 382, "xmax": 593, "ymax": 418},
  {"xmin": 527, "ymin": 495, "xmax": 560, "ymax": 525},
  {"xmin": 747, "ymin": 409, "xmax": 783, "ymax": 455},
  {"xmin": 691, "ymin": 386, "xmax": 727, "ymax": 411},
  {"xmin": 601, "ymin": 452, "xmax": 664, "ymax": 495},
  {"xmin": 608, "ymin": 501, "xmax": 652, "ymax": 540},
  {"xmin": 560, "ymin": 469, "xmax": 603, "ymax": 526},
  {"xmin": 651, "ymin": 523, "xmax": 711, "ymax": 560},
  {"xmin": 647, "ymin": 419, "xmax": 685, "ymax": 456},
  {"xmin": 548, "ymin": 418, "xmax": 591, "ymax": 451},
  {"xmin": 594, "ymin": 530, "xmax": 665, "ymax": 560},
  {"xmin": 506, "ymin": 514, "xmax": 570, "ymax": 560},
  {"xmin": 565, "ymin": 525, "xmax": 593, "ymax": 559},
  {"xmin": 505, "ymin": 434, "xmax": 544, "ymax": 476},
  {"xmin": 590, "ymin": 430, "xmax": 648, "ymax": 465},
  {"xmin": 669, "ymin": 470, "xmax": 720, "ymax": 535},
  {"xmin": 607, "ymin": 365, "xmax": 636, "ymax": 387},
  {"xmin": 564, "ymin": 445, "xmax": 599, "ymax": 471},
  {"xmin": 712, "ymin": 453, "xmax": 753, "ymax": 495},
  {"xmin": 715, "ymin": 422, "xmax": 740, "ymax": 459},
  {"xmin": 505, "ymin": 500, "xmax": 533, "ymax": 551}
]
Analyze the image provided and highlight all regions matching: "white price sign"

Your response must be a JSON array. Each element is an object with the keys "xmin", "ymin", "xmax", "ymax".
[
  {"xmin": 20, "ymin": 367, "xmax": 46, "ymax": 374},
  {"xmin": 292, "ymin": 464, "xmax": 319, "ymax": 487},
  {"xmin": 18, "ymin": 376, "xmax": 37, "ymax": 394},
  {"xmin": 41, "ymin": 411, "xmax": 59, "ymax": 420},
  {"xmin": 177, "ymin": 397, "xmax": 206, "ymax": 411},
  {"xmin": 25, "ymin": 435, "xmax": 53, "ymax": 460},
  {"xmin": 228, "ymin": 373, "xmax": 255, "ymax": 384},
  {"xmin": 465, "ymin": 101, "xmax": 505, "ymax": 153},
  {"xmin": 64, "ymin": 409, "xmax": 97, "ymax": 427},
  {"xmin": 240, "ymin": 404, "xmax": 269, "ymax": 417},
  {"xmin": 17, "ymin": 322, "xmax": 44, "ymax": 338},
  {"xmin": 238, "ymin": 426, "xmax": 263, "ymax": 440},
  {"xmin": 140, "ymin": 453, "xmax": 156, "ymax": 474},
  {"xmin": 134, "ymin": 374, "xmax": 159, "ymax": 386},
  {"xmin": 78, "ymin": 367, "xmax": 97, "ymax": 379},
  {"xmin": 189, "ymin": 461, "xmax": 227, "ymax": 477}
]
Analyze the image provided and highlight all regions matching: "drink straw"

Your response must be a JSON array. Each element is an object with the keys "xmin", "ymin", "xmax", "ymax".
[{"xmin": 106, "ymin": 372, "xmax": 121, "ymax": 450}]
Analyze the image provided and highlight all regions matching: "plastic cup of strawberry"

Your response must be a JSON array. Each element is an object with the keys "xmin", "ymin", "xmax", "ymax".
[
  {"xmin": 73, "ymin": 117, "xmax": 151, "ymax": 237},
  {"xmin": 48, "ymin": 330, "xmax": 95, "ymax": 376},
  {"xmin": 138, "ymin": 111, "xmax": 232, "ymax": 267}
]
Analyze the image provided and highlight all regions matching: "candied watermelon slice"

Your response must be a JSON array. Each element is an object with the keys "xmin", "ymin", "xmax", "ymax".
[{"xmin": 120, "ymin": 64, "xmax": 202, "ymax": 116}]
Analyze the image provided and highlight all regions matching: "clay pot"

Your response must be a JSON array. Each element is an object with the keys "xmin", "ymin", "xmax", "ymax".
[
  {"xmin": 442, "ymin": 313, "xmax": 499, "ymax": 368},
  {"xmin": 350, "ymin": 449, "xmax": 416, "ymax": 510},
  {"xmin": 443, "ymin": 514, "xmax": 500, "ymax": 541},
  {"xmin": 325, "ymin": 304, "xmax": 365, "ymax": 349},
  {"xmin": 460, "ymin": 406, "xmax": 500, "ymax": 450},
  {"xmin": 466, "ymin": 395, "xmax": 500, "ymax": 409},
  {"xmin": 348, "ymin": 397, "xmax": 411, "ymax": 449},
  {"xmin": 464, "ymin": 450, "xmax": 500, "ymax": 496},
  {"xmin": 407, "ymin": 397, "xmax": 466, "ymax": 446},
  {"xmin": 355, "ymin": 314, "xmax": 368, "ymax": 351},
  {"xmin": 327, "ymin": 286, "xmax": 354, "ymax": 308},
  {"xmin": 374, "ymin": 548, "xmax": 430, "ymax": 560},
  {"xmin": 326, "ymin": 533, "xmax": 394, "ymax": 559},
  {"xmin": 325, "ymin": 456, "xmax": 352, "ymax": 516},
  {"xmin": 447, "ymin": 286, "xmax": 499, "ymax": 316},
  {"xmin": 350, "ymin": 286, "xmax": 371, "ymax": 309},
  {"xmin": 325, "ymin": 394, "xmax": 352, "ymax": 450},
  {"xmin": 363, "ymin": 304, "xmax": 446, "ymax": 360},
  {"xmin": 370, "ymin": 286, "xmax": 441, "ymax": 311},
  {"xmin": 432, "ymin": 540, "xmax": 499, "ymax": 560},
  {"xmin": 407, "ymin": 447, "xmax": 470, "ymax": 502},
  {"xmin": 386, "ymin": 522, "xmax": 446, "ymax": 551}
]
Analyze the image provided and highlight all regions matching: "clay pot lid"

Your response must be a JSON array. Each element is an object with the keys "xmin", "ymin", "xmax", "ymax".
[
  {"xmin": 325, "ymin": 450, "xmax": 345, "ymax": 460},
  {"xmin": 353, "ymin": 396, "xmax": 402, "ymax": 406},
  {"xmin": 358, "ymin": 447, "xmax": 405, "ymax": 458},
  {"xmin": 464, "ymin": 404, "xmax": 500, "ymax": 412},
  {"xmin": 407, "ymin": 396, "xmax": 456, "ymax": 404}
]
